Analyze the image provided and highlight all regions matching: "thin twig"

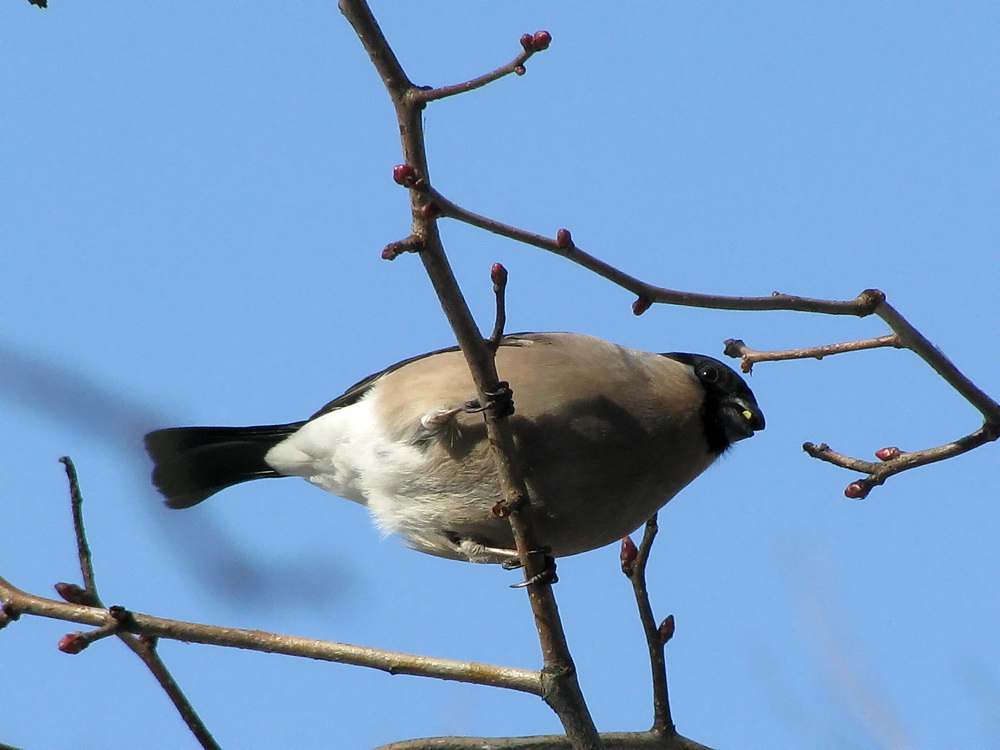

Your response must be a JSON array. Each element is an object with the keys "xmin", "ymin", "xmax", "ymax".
[
  {"xmin": 412, "ymin": 36, "xmax": 547, "ymax": 104},
  {"xmin": 805, "ymin": 423, "xmax": 998, "ymax": 499},
  {"xmin": 487, "ymin": 263, "xmax": 508, "ymax": 349},
  {"xmin": 629, "ymin": 517, "xmax": 673, "ymax": 735},
  {"xmin": 723, "ymin": 335, "xmax": 901, "ymax": 372},
  {"xmin": 59, "ymin": 457, "xmax": 98, "ymax": 599}
]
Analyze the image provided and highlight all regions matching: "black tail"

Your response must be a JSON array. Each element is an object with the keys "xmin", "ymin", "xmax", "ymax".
[{"xmin": 144, "ymin": 423, "xmax": 306, "ymax": 509}]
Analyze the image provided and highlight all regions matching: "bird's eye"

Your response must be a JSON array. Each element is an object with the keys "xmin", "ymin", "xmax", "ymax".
[{"xmin": 698, "ymin": 364, "xmax": 719, "ymax": 383}]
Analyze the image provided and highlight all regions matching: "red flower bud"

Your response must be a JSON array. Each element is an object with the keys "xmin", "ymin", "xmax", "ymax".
[
  {"xmin": 519, "ymin": 34, "xmax": 534, "ymax": 51},
  {"xmin": 54, "ymin": 582, "xmax": 92, "ymax": 606},
  {"xmin": 58, "ymin": 633, "xmax": 88, "ymax": 654},
  {"xmin": 875, "ymin": 446, "xmax": 900, "ymax": 461},
  {"xmin": 844, "ymin": 482, "xmax": 865, "ymax": 499},
  {"xmin": 556, "ymin": 228, "xmax": 573, "ymax": 248},
  {"xmin": 532, "ymin": 31, "xmax": 552, "ymax": 50},
  {"xmin": 392, "ymin": 164, "xmax": 417, "ymax": 187},
  {"xmin": 491, "ymin": 263, "xmax": 508, "ymax": 285},
  {"xmin": 620, "ymin": 535, "xmax": 638, "ymax": 577}
]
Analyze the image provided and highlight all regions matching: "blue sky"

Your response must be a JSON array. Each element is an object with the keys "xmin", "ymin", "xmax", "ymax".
[{"xmin": 2, "ymin": 3, "xmax": 998, "ymax": 749}]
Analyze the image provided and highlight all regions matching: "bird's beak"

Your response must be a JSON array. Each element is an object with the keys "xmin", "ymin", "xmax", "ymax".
[{"xmin": 720, "ymin": 396, "xmax": 765, "ymax": 444}]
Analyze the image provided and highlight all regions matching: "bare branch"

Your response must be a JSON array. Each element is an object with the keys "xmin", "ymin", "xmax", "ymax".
[
  {"xmin": 428, "ymin": 188, "xmax": 884, "ymax": 317},
  {"xmin": 1, "ymin": 575, "xmax": 543, "ymax": 695},
  {"xmin": 622, "ymin": 517, "xmax": 673, "ymax": 735},
  {"xmin": 805, "ymin": 423, "xmax": 998, "ymax": 499},
  {"xmin": 724, "ymin": 304, "xmax": 1000, "ymax": 495},
  {"xmin": 338, "ymin": 1, "xmax": 603, "ymax": 745},
  {"xmin": 413, "ymin": 31, "xmax": 551, "ymax": 104},
  {"xmin": 59, "ymin": 457, "xmax": 99, "ymax": 601},
  {"xmin": 52, "ymin": 458, "xmax": 223, "ymax": 750},
  {"xmin": 723, "ymin": 335, "xmax": 901, "ymax": 372},
  {"xmin": 487, "ymin": 263, "xmax": 509, "ymax": 350}
]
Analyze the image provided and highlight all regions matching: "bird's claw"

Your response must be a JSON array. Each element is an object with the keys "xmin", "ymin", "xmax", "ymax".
[{"xmin": 464, "ymin": 381, "xmax": 514, "ymax": 419}]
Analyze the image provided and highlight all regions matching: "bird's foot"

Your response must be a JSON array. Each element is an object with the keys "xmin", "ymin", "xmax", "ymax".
[{"xmin": 463, "ymin": 381, "xmax": 514, "ymax": 419}]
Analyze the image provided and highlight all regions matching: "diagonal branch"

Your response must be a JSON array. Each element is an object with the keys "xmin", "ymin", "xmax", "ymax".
[
  {"xmin": 413, "ymin": 32, "xmax": 551, "ymax": 104},
  {"xmin": 339, "ymin": 3, "xmax": 602, "ymax": 745}
]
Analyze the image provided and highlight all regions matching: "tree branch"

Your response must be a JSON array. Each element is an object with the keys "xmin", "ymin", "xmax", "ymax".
[
  {"xmin": 338, "ymin": 1, "xmax": 603, "ymax": 746},
  {"xmin": 374, "ymin": 730, "xmax": 715, "ymax": 750},
  {"xmin": 413, "ymin": 31, "xmax": 551, "ymax": 104},
  {"xmin": 1, "ymin": 575, "xmax": 543, "ymax": 694}
]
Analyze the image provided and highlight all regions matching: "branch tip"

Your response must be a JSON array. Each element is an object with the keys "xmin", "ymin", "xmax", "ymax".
[
  {"xmin": 632, "ymin": 295, "xmax": 653, "ymax": 316},
  {"xmin": 58, "ymin": 633, "xmax": 89, "ymax": 654},
  {"xmin": 420, "ymin": 202, "xmax": 442, "ymax": 220},
  {"xmin": 382, "ymin": 236, "xmax": 424, "ymax": 260},
  {"xmin": 844, "ymin": 481, "xmax": 867, "ymax": 499}
]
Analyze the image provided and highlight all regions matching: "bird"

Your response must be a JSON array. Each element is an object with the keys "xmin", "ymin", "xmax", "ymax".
[{"xmin": 144, "ymin": 332, "xmax": 764, "ymax": 566}]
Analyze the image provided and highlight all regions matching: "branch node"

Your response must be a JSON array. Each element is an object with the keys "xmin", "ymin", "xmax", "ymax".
[
  {"xmin": 856, "ymin": 288, "xmax": 887, "ymax": 314},
  {"xmin": 420, "ymin": 201, "xmax": 442, "ymax": 220},
  {"xmin": 108, "ymin": 605, "xmax": 138, "ymax": 632},
  {"xmin": 0, "ymin": 602, "xmax": 22, "ymax": 628},
  {"xmin": 555, "ymin": 228, "xmax": 573, "ymax": 249}
]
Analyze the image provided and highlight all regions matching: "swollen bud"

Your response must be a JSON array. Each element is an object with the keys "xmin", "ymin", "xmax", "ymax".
[
  {"xmin": 875, "ymin": 446, "xmax": 901, "ymax": 461},
  {"xmin": 844, "ymin": 482, "xmax": 865, "ymax": 499},
  {"xmin": 555, "ymin": 228, "xmax": 573, "ymax": 248},
  {"xmin": 659, "ymin": 615, "xmax": 676, "ymax": 644},
  {"xmin": 55, "ymin": 582, "xmax": 92, "ymax": 606},
  {"xmin": 392, "ymin": 164, "xmax": 417, "ymax": 187},
  {"xmin": 532, "ymin": 31, "xmax": 552, "ymax": 51},
  {"xmin": 491, "ymin": 263, "xmax": 508, "ymax": 285},
  {"xmin": 58, "ymin": 633, "xmax": 88, "ymax": 654},
  {"xmin": 620, "ymin": 535, "xmax": 638, "ymax": 577},
  {"xmin": 520, "ymin": 34, "xmax": 534, "ymax": 51}
]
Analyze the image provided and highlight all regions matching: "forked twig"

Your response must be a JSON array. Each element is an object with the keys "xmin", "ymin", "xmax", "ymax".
[{"xmin": 53, "ymin": 458, "xmax": 223, "ymax": 750}]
